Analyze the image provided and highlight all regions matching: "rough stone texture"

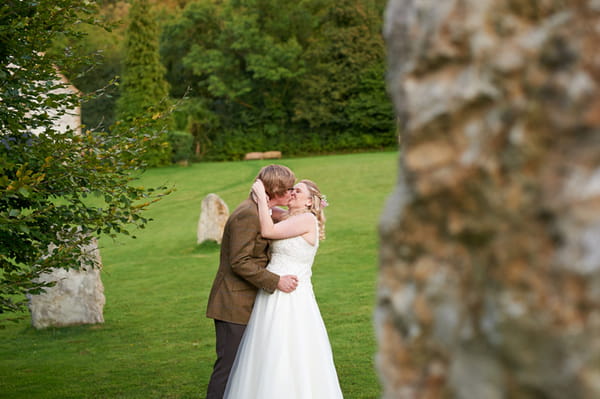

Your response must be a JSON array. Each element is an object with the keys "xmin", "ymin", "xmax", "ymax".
[
  {"xmin": 28, "ymin": 238, "xmax": 105, "ymax": 329},
  {"xmin": 378, "ymin": 1, "xmax": 600, "ymax": 398},
  {"xmin": 197, "ymin": 193, "xmax": 229, "ymax": 244},
  {"xmin": 30, "ymin": 69, "xmax": 81, "ymax": 136}
]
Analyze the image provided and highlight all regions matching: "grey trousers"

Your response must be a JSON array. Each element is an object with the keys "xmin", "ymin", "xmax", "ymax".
[{"xmin": 206, "ymin": 319, "xmax": 246, "ymax": 399}]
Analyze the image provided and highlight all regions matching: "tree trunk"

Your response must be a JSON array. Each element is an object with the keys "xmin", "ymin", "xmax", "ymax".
[{"xmin": 377, "ymin": 1, "xmax": 600, "ymax": 397}]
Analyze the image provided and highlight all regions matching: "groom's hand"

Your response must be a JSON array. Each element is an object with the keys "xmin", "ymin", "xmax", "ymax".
[{"xmin": 277, "ymin": 275, "xmax": 299, "ymax": 293}]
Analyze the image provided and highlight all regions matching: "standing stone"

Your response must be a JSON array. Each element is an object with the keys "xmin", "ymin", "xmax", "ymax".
[
  {"xmin": 197, "ymin": 193, "xmax": 229, "ymax": 244},
  {"xmin": 28, "ymin": 238, "xmax": 105, "ymax": 329},
  {"xmin": 378, "ymin": 1, "xmax": 600, "ymax": 398}
]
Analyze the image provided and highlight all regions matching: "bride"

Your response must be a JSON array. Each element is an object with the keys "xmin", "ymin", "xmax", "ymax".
[{"xmin": 224, "ymin": 178, "xmax": 343, "ymax": 399}]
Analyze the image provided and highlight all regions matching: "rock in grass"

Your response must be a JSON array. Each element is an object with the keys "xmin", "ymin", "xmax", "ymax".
[
  {"xmin": 28, "ymin": 238, "xmax": 105, "ymax": 329},
  {"xmin": 197, "ymin": 193, "xmax": 229, "ymax": 245}
]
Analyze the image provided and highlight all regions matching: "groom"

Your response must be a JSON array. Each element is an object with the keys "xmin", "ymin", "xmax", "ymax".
[{"xmin": 205, "ymin": 164, "xmax": 299, "ymax": 399}]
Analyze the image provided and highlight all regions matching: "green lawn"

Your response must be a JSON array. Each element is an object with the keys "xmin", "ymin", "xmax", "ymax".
[{"xmin": 0, "ymin": 151, "xmax": 398, "ymax": 399}]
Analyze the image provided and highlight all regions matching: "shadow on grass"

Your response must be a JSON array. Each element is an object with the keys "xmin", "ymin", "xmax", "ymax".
[{"xmin": 193, "ymin": 241, "xmax": 221, "ymax": 254}]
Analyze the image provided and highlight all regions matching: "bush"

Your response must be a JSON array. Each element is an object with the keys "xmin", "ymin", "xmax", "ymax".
[{"xmin": 167, "ymin": 130, "xmax": 194, "ymax": 163}]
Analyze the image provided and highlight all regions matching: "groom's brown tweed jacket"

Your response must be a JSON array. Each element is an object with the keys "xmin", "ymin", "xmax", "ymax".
[{"xmin": 206, "ymin": 197, "xmax": 279, "ymax": 325}]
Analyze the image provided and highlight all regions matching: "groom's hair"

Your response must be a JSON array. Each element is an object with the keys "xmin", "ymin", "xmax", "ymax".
[{"xmin": 256, "ymin": 164, "xmax": 295, "ymax": 199}]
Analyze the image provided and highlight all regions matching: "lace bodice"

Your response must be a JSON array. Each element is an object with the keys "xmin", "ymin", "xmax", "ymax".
[{"xmin": 266, "ymin": 217, "xmax": 319, "ymax": 285}]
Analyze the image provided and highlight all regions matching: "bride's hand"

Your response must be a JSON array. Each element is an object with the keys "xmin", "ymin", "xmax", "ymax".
[{"xmin": 251, "ymin": 179, "xmax": 268, "ymax": 203}]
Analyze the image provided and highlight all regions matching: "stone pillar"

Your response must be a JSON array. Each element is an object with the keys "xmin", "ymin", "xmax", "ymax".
[
  {"xmin": 377, "ymin": 1, "xmax": 600, "ymax": 398},
  {"xmin": 28, "ymin": 238, "xmax": 105, "ymax": 329},
  {"xmin": 197, "ymin": 193, "xmax": 229, "ymax": 244}
]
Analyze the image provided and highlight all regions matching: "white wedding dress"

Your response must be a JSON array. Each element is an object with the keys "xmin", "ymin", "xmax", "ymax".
[{"xmin": 224, "ymin": 217, "xmax": 343, "ymax": 398}]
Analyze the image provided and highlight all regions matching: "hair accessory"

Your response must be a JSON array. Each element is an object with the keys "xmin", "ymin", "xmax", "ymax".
[{"xmin": 320, "ymin": 195, "xmax": 329, "ymax": 208}]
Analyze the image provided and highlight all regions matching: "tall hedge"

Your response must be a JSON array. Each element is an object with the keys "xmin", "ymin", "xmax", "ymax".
[{"xmin": 117, "ymin": 0, "xmax": 172, "ymax": 166}]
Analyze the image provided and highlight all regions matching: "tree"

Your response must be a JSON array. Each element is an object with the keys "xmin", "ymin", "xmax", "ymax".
[
  {"xmin": 0, "ymin": 0, "xmax": 171, "ymax": 320},
  {"xmin": 293, "ymin": 0, "xmax": 395, "ymax": 149},
  {"xmin": 50, "ymin": 21, "xmax": 124, "ymax": 132},
  {"xmin": 181, "ymin": 0, "xmax": 310, "ymax": 158},
  {"xmin": 161, "ymin": 0, "xmax": 395, "ymax": 160},
  {"xmin": 116, "ymin": 0, "xmax": 172, "ymax": 166}
]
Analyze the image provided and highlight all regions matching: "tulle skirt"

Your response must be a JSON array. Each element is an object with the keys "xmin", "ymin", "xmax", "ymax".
[{"xmin": 224, "ymin": 284, "xmax": 343, "ymax": 398}]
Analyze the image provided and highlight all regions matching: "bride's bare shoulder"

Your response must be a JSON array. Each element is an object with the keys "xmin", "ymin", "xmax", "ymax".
[{"xmin": 288, "ymin": 212, "xmax": 315, "ymax": 224}]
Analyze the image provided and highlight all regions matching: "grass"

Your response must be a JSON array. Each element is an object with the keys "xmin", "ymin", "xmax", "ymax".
[{"xmin": 0, "ymin": 151, "xmax": 398, "ymax": 399}]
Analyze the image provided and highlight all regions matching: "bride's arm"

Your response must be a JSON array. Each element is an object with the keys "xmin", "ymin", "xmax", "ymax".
[{"xmin": 252, "ymin": 180, "xmax": 311, "ymax": 240}]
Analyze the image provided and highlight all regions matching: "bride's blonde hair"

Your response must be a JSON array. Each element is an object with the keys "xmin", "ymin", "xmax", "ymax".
[{"xmin": 300, "ymin": 179, "xmax": 327, "ymax": 240}]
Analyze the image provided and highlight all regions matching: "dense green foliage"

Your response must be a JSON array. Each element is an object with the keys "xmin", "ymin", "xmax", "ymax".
[
  {"xmin": 167, "ymin": 130, "xmax": 195, "ymax": 163},
  {"xmin": 0, "ymin": 0, "xmax": 171, "ymax": 317},
  {"xmin": 117, "ymin": 0, "xmax": 173, "ymax": 167},
  {"xmin": 49, "ymin": 0, "xmax": 395, "ymax": 162},
  {"xmin": 49, "ymin": 20, "xmax": 123, "ymax": 132},
  {"xmin": 0, "ymin": 151, "xmax": 396, "ymax": 398},
  {"xmin": 160, "ymin": 0, "xmax": 395, "ymax": 160}
]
